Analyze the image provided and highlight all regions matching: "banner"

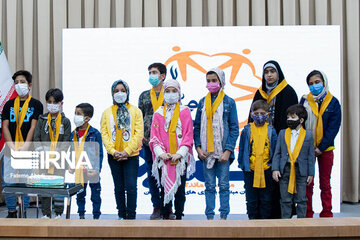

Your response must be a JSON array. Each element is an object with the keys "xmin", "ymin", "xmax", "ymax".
[{"xmin": 63, "ymin": 26, "xmax": 341, "ymax": 215}]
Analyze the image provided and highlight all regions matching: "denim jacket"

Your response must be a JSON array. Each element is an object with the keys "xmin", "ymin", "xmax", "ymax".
[
  {"xmin": 193, "ymin": 94, "xmax": 239, "ymax": 162},
  {"xmin": 70, "ymin": 125, "xmax": 104, "ymax": 172},
  {"xmin": 237, "ymin": 124, "xmax": 277, "ymax": 172}
]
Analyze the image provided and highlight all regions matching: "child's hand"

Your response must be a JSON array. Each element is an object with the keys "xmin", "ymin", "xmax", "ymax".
[
  {"xmin": 219, "ymin": 150, "xmax": 231, "ymax": 162},
  {"xmin": 68, "ymin": 167, "xmax": 74, "ymax": 174},
  {"xmin": 159, "ymin": 153, "xmax": 171, "ymax": 161},
  {"xmin": 118, "ymin": 150, "xmax": 129, "ymax": 160},
  {"xmin": 87, "ymin": 170, "xmax": 98, "ymax": 177},
  {"xmin": 170, "ymin": 154, "xmax": 182, "ymax": 165},
  {"xmin": 315, "ymin": 148, "xmax": 322, "ymax": 157},
  {"xmin": 307, "ymin": 176, "xmax": 314, "ymax": 185},
  {"xmin": 196, "ymin": 147, "xmax": 208, "ymax": 161},
  {"xmin": 272, "ymin": 171, "xmax": 281, "ymax": 182}
]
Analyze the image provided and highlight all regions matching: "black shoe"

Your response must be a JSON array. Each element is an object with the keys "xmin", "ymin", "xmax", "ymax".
[
  {"xmin": 80, "ymin": 215, "xmax": 85, "ymax": 219},
  {"xmin": 6, "ymin": 211, "xmax": 17, "ymax": 218},
  {"xmin": 150, "ymin": 207, "xmax": 161, "ymax": 220},
  {"xmin": 93, "ymin": 215, "xmax": 100, "ymax": 220}
]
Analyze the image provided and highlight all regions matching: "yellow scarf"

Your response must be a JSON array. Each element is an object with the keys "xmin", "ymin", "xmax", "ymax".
[
  {"xmin": 259, "ymin": 79, "xmax": 288, "ymax": 104},
  {"xmin": 163, "ymin": 103, "xmax": 180, "ymax": 165},
  {"xmin": 111, "ymin": 104, "xmax": 123, "ymax": 152},
  {"xmin": 306, "ymin": 92, "xmax": 333, "ymax": 147},
  {"xmin": 285, "ymin": 127, "xmax": 306, "ymax": 194},
  {"xmin": 14, "ymin": 95, "xmax": 32, "ymax": 150},
  {"xmin": 74, "ymin": 124, "xmax": 91, "ymax": 187},
  {"xmin": 47, "ymin": 112, "xmax": 62, "ymax": 174},
  {"xmin": 150, "ymin": 87, "xmax": 164, "ymax": 112},
  {"xmin": 250, "ymin": 122, "xmax": 268, "ymax": 188},
  {"xmin": 205, "ymin": 90, "xmax": 225, "ymax": 153}
]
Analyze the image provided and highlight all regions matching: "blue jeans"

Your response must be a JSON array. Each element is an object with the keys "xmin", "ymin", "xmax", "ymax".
[
  {"xmin": 76, "ymin": 177, "xmax": 102, "ymax": 218},
  {"xmin": 202, "ymin": 160, "xmax": 230, "ymax": 219},
  {"xmin": 143, "ymin": 145, "xmax": 161, "ymax": 209},
  {"xmin": 108, "ymin": 154, "xmax": 139, "ymax": 219},
  {"xmin": 243, "ymin": 169, "xmax": 273, "ymax": 219},
  {"xmin": 1, "ymin": 156, "xmax": 30, "ymax": 212}
]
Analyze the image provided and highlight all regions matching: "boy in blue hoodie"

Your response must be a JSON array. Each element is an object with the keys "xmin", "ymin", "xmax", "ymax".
[
  {"xmin": 69, "ymin": 103, "xmax": 103, "ymax": 219},
  {"xmin": 238, "ymin": 100, "xmax": 277, "ymax": 219}
]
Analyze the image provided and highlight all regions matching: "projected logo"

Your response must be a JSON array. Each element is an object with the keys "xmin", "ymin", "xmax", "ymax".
[{"xmin": 164, "ymin": 46, "xmax": 262, "ymax": 129}]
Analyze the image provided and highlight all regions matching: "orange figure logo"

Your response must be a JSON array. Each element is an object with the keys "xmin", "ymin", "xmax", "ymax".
[{"xmin": 164, "ymin": 46, "xmax": 262, "ymax": 130}]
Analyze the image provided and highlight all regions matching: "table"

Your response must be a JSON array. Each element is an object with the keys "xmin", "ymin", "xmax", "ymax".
[{"xmin": 2, "ymin": 184, "xmax": 83, "ymax": 219}]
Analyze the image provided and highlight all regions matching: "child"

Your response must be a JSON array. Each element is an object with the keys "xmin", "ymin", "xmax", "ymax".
[
  {"xmin": 1, "ymin": 70, "xmax": 43, "ymax": 218},
  {"xmin": 238, "ymin": 100, "xmax": 277, "ymax": 219},
  {"xmin": 70, "ymin": 103, "xmax": 103, "ymax": 219},
  {"xmin": 33, "ymin": 88, "xmax": 71, "ymax": 218},
  {"xmin": 149, "ymin": 79, "xmax": 195, "ymax": 220},
  {"xmin": 300, "ymin": 70, "xmax": 341, "ymax": 218},
  {"xmin": 272, "ymin": 104, "xmax": 315, "ymax": 219},
  {"xmin": 193, "ymin": 68, "xmax": 239, "ymax": 220}
]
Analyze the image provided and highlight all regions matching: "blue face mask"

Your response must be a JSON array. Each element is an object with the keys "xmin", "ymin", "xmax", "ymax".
[
  {"xmin": 149, "ymin": 74, "xmax": 160, "ymax": 86},
  {"xmin": 252, "ymin": 114, "xmax": 268, "ymax": 126},
  {"xmin": 309, "ymin": 82, "xmax": 324, "ymax": 96}
]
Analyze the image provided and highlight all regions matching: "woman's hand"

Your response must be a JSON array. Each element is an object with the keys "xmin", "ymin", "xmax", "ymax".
[
  {"xmin": 196, "ymin": 146, "xmax": 208, "ymax": 161},
  {"xmin": 159, "ymin": 153, "xmax": 172, "ymax": 161}
]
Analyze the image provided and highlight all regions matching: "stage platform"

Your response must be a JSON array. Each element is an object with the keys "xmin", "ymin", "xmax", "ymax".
[{"xmin": 0, "ymin": 218, "xmax": 360, "ymax": 239}]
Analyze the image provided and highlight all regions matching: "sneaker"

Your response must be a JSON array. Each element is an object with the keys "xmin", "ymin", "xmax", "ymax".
[
  {"xmin": 55, "ymin": 214, "xmax": 62, "ymax": 219},
  {"xmin": 79, "ymin": 215, "xmax": 85, "ymax": 219},
  {"xmin": 168, "ymin": 212, "xmax": 176, "ymax": 220},
  {"xmin": 6, "ymin": 211, "xmax": 17, "ymax": 218},
  {"xmin": 117, "ymin": 217, "xmax": 124, "ymax": 220},
  {"xmin": 150, "ymin": 207, "xmax": 161, "ymax": 220},
  {"xmin": 41, "ymin": 215, "xmax": 50, "ymax": 219}
]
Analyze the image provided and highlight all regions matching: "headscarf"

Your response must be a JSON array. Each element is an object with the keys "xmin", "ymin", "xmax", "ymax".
[
  {"xmin": 111, "ymin": 80, "xmax": 131, "ymax": 131},
  {"xmin": 263, "ymin": 62, "xmax": 280, "ymax": 93},
  {"xmin": 163, "ymin": 79, "xmax": 181, "ymax": 132},
  {"xmin": 310, "ymin": 70, "xmax": 329, "ymax": 101},
  {"xmin": 209, "ymin": 67, "xmax": 226, "ymax": 89}
]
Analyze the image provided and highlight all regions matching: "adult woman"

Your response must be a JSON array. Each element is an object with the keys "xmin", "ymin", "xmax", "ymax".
[{"xmin": 100, "ymin": 80, "xmax": 143, "ymax": 220}]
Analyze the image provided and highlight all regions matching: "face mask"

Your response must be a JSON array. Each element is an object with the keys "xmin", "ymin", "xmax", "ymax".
[
  {"xmin": 47, "ymin": 103, "xmax": 61, "ymax": 114},
  {"xmin": 149, "ymin": 74, "xmax": 160, "ymax": 86},
  {"xmin": 74, "ymin": 115, "xmax": 85, "ymax": 128},
  {"xmin": 15, "ymin": 83, "xmax": 29, "ymax": 97},
  {"xmin": 287, "ymin": 119, "xmax": 301, "ymax": 130},
  {"xmin": 309, "ymin": 82, "xmax": 324, "ymax": 96},
  {"xmin": 164, "ymin": 92, "xmax": 179, "ymax": 104},
  {"xmin": 113, "ymin": 91, "xmax": 127, "ymax": 104},
  {"xmin": 206, "ymin": 82, "xmax": 221, "ymax": 94},
  {"xmin": 252, "ymin": 114, "xmax": 268, "ymax": 126}
]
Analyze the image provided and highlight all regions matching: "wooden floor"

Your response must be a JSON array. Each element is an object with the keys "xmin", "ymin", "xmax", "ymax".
[{"xmin": 0, "ymin": 217, "xmax": 360, "ymax": 239}]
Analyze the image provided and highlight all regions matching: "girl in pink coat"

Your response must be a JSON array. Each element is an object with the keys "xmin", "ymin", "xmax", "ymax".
[{"xmin": 149, "ymin": 79, "xmax": 195, "ymax": 220}]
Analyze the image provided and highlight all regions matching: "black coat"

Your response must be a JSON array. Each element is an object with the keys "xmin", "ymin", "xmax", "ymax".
[{"xmin": 249, "ymin": 60, "xmax": 298, "ymax": 133}]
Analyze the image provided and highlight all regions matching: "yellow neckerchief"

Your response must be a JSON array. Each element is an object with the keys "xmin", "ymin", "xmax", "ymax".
[
  {"xmin": 74, "ymin": 124, "xmax": 91, "ymax": 187},
  {"xmin": 14, "ymin": 95, "xmax": 32, "ymax": 150},
  {"xmin": 163, "ymin": 103, "xmax": 180, "ymax": 159},
  {"xmin": 205, "ymin": 90, "xmax": 225, "ymax": 153},
  {"xmin": 306, "ymin": 92, "xmax": 333, "ymax": 147},
  {"xmin": 259, "ymin": 79, "xmax": 288, "ymax": 104},
  {"xmin": 47, "ymin": 112, "xmax": 62, "ymax": 174},
  {"xmin": 111, "ymin": 104, "xmax": 123, "ymax": 152},
  {"xmin": 250, "ymin": 122, "xmax": 268, "ymax": 188},
  {"xmin": 150, "ymin": 87, "xmax": 164, "ymax": 112},
  {"xmin": 285, "ymin": 127, "xmax": 306, "ymax": 194}
]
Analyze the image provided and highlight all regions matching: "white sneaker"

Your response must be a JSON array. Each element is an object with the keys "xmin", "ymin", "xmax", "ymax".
[
  {"xmin": 41, "ymin": 216, "xmax": 50, "ymax": 219},
  {"xmin": 55, "ymin": 215, "xmax": 62, "ymax": 219}
]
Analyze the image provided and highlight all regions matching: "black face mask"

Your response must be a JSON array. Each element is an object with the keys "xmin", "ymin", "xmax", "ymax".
[{"xmin": 287, "ymin": 119, "xmax": 301, "ymax": 129}]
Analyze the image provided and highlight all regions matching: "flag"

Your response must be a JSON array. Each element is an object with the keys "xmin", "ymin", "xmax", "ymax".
[{"xmin": 0, "ymin": 41, "xmax": 17, "ymax": 152}]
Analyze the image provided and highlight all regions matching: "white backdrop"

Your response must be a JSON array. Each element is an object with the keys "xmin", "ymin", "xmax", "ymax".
[{"xmin": 62, "ymin": 26, "xmax": 341, "ymax": 215}]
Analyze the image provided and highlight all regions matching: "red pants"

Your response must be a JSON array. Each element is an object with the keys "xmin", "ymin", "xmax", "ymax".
[{"xmin": 306, "ymin": 150, "xmax": 334, "ymax": 218}]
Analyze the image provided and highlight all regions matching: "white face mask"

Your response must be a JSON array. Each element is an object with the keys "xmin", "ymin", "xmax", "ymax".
[
  {"xmin": 47, "ymin": 103, "xmax": 61, "ymax": 114},
  {"xmin": 113, "ymin": 91, "xmax": 127, "ymax": 104},
  {"xmin": 164, "ymin": 92, "xmax": 179, "ymax": 104},
  {"xmin": 15, "ymin": 83, "xmax": 29, "ymax": 97},
  {"xmin": 74, "ymin": 115, "xmax": 85, "ymax": 128}
]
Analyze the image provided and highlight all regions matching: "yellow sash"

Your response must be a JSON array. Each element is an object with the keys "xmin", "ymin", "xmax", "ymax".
[
  {"xmin": 259, "ymin": 79, "xmax": 288, "ymax": 104},
  {"xmin": 47, "ymin": 112, "xmax": 62, "ymax": 174},
  {"xmin": 285, "ymin": 127, "xmax": 306, "ymax": 194},
  {"xmin": 205, "ymin": 90, "xmax": 225, "ymax": 153},
  {"xmin": 250, "ymin": 122, "xmax": 268, "ymax": 188},
  {"xmin": 111, "ymin": 105, "xmax": 124, "ymax": 152},
  {"xmin": 14, "ymin": 95, "xmax": 32, "ymax": 150},
  {"xmin": 306, "ymin": 92, "xmax": 333, "ymax": 147},
  {"xmin": 163, "ymin": 103, "xmax": 180, "ymax": 159},
  {"xmin": 150, "ymin": 87, "xmax": 164, "ymax": 112},
  {"xmin": 74, "ymin": 124, "xmax": 90, "ymax": 187}
]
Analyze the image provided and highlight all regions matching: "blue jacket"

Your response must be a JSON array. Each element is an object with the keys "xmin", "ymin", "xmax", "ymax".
[
  {"xmin": 237, "ymin": 124, "xmax": 277, "ymax": 172},
  {"xmin": 300, "ymin": 95, "xmax": 341, "ymax": 152},
  {"xmin": 272, "ymin": 129, "xmax": 315, "ymax": 177},
  {"xmin": 193, "ymin": 94, "xmax": 239, "ymax": 162},
  {"xmin": 70, "ymin": 125, "xmax": 104, "ymax": 172}
]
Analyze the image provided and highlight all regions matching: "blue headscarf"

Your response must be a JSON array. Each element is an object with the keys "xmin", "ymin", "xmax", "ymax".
[{"xmin": 111, "ymin": 80, "xmax": 131, "ymax": 131}]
